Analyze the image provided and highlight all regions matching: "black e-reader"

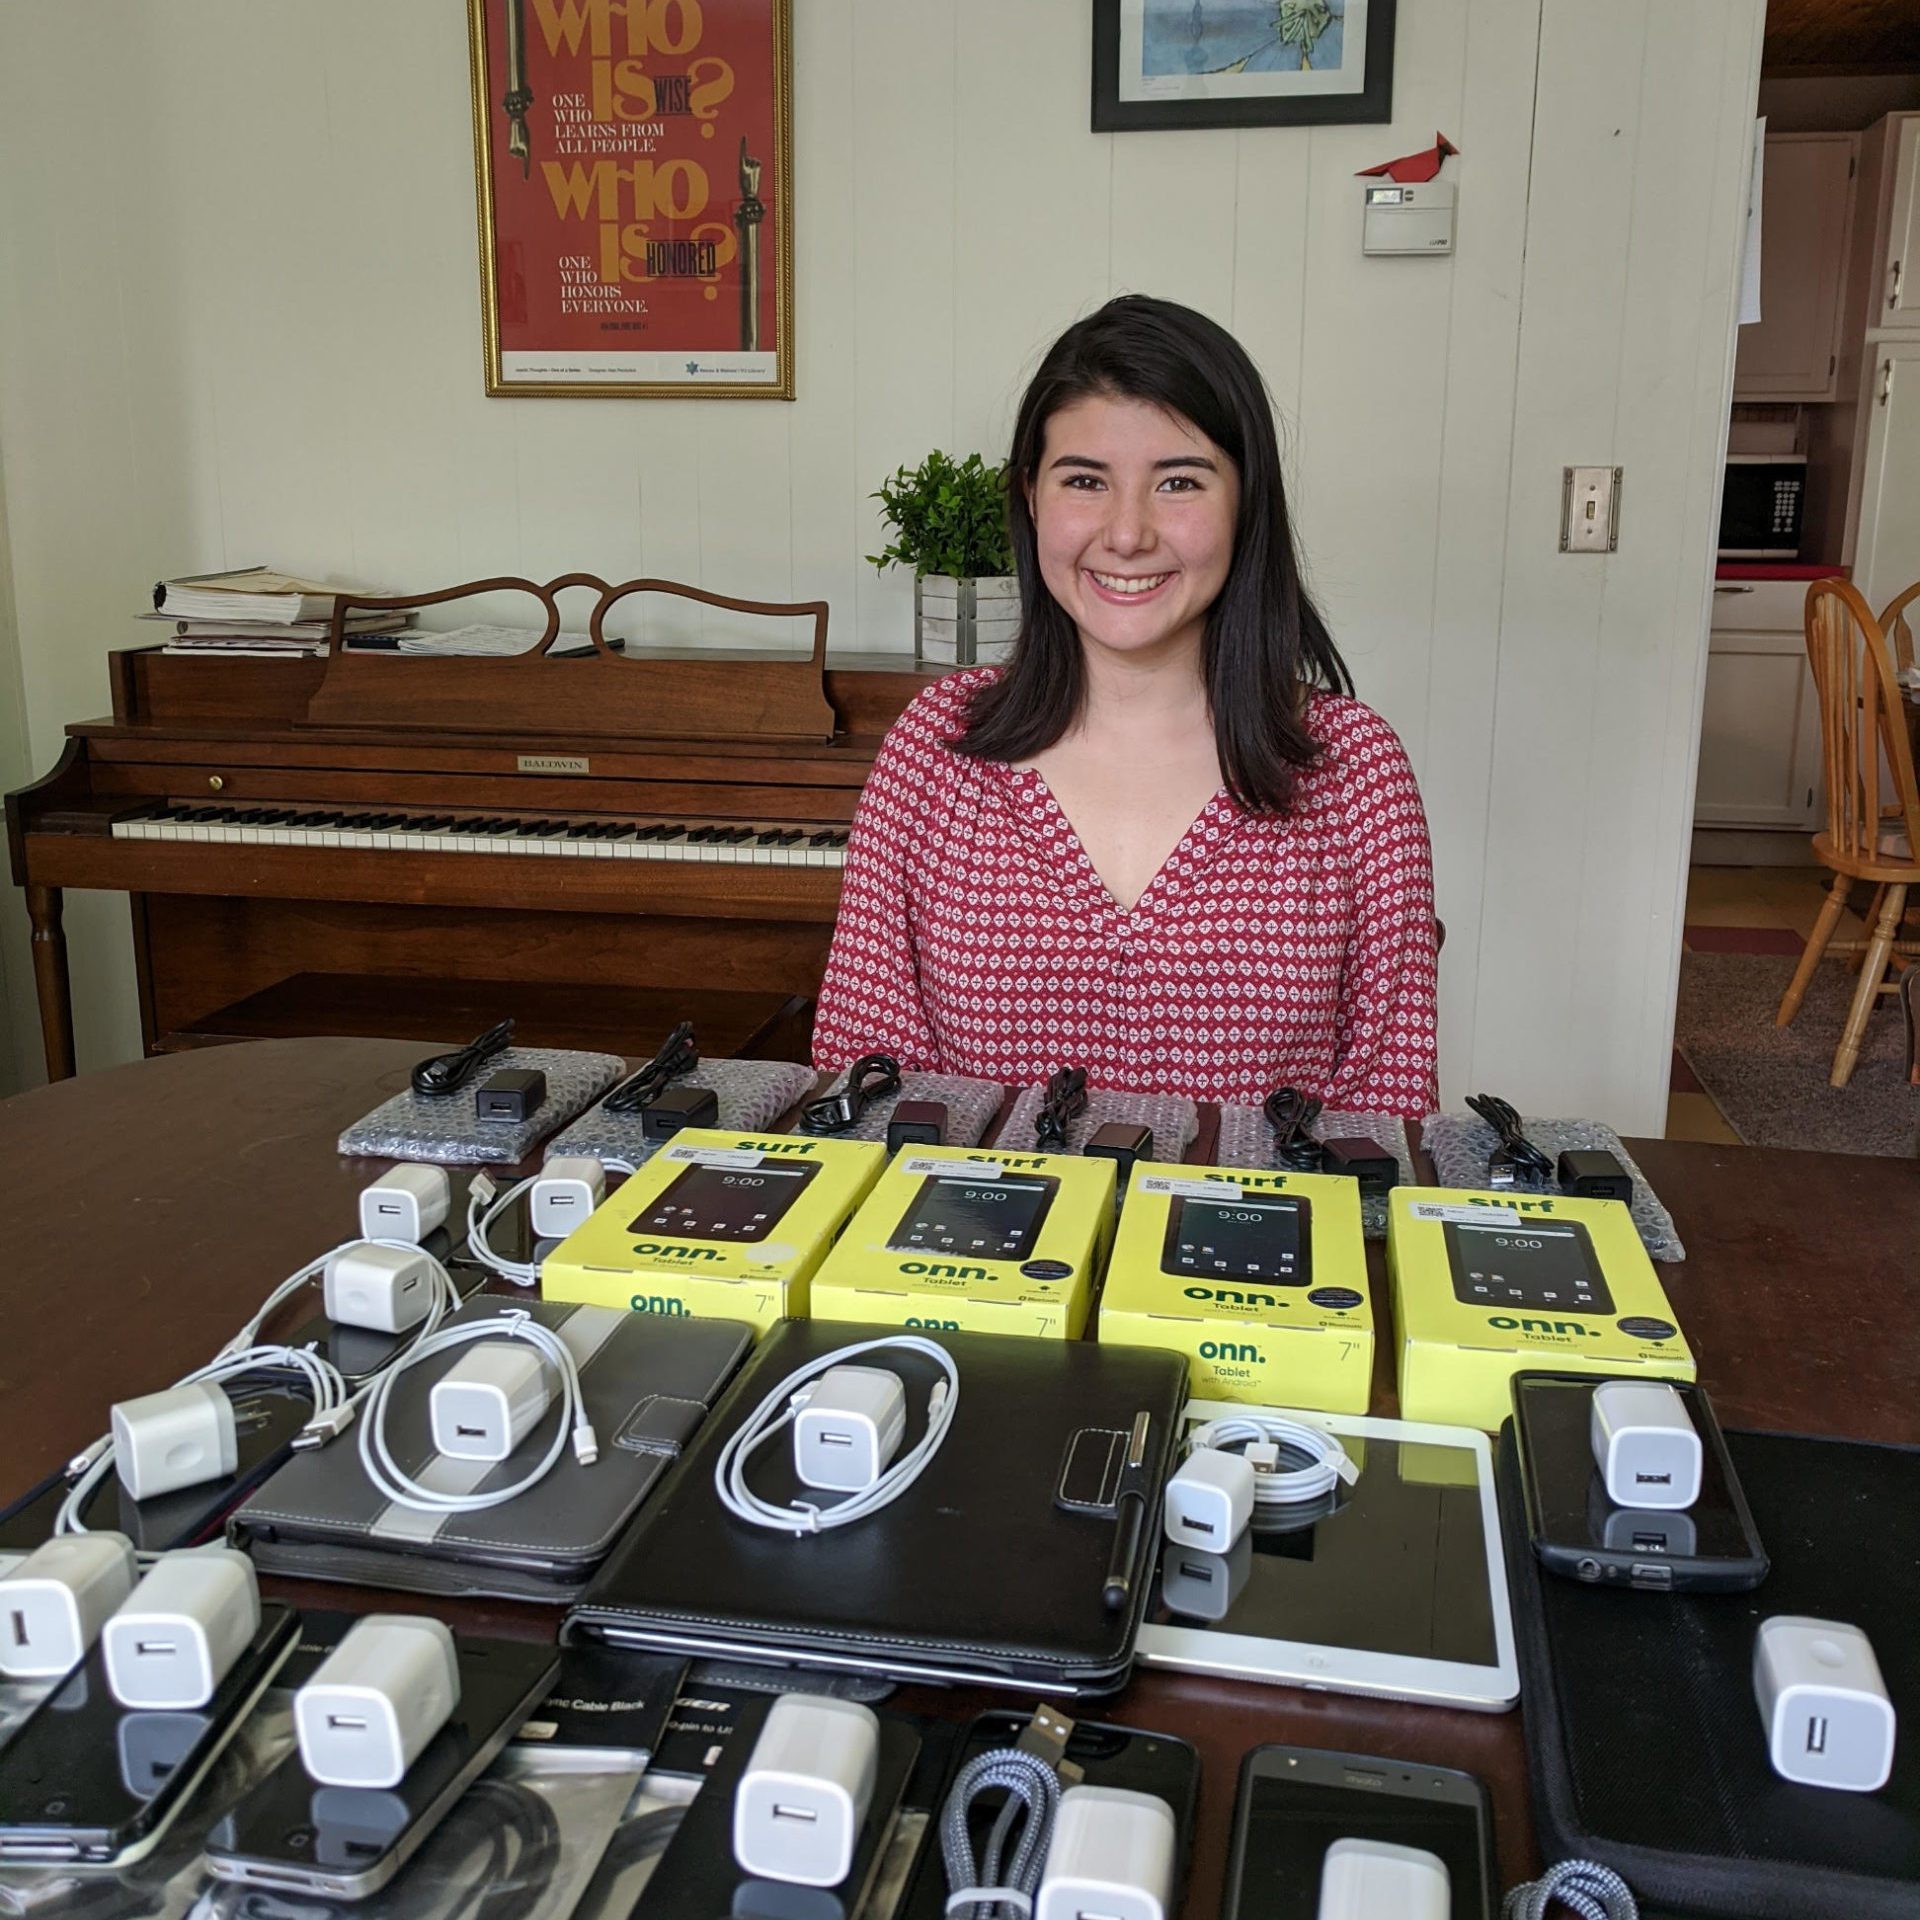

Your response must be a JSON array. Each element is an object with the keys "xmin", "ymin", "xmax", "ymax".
[
  {"xmin": 1161, "ymin": 1192, "xmax": 1312, "ymax": 1286},
  {"xmin": 1442, "ymin": 1217, "xmax": 1615, "ymax": 1314}
]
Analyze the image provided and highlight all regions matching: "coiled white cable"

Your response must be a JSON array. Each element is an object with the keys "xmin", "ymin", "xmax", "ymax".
[
  {"xmin": 356, "ymin": 1310, "xmax": 597, "ymax": 1513},
  {"xmin": 1187, "ymin": 1411, "xmax": 1359, "ymax": 1506},
  {"xmin": 714, "ymin": 1336, "xmax": 960, "ymax": 1535},
  {"xmin": 56, "ymin": 1342, "xmax": 354, "ymax": 1537},
  {"xmin": 466, "ymin": 1161, "xmax": 634, "ymax": 1288}
]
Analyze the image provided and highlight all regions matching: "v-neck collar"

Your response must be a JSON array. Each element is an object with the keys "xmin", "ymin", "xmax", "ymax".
[{"xmin": 1000, "ymin": 763, "xmax": 1236, "ymax": 920}]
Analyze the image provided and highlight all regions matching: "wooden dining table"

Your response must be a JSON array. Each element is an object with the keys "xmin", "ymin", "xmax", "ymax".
[{"xmin": 2, "ymin": 1037, "xmax": 1915, "ymax": 1919}]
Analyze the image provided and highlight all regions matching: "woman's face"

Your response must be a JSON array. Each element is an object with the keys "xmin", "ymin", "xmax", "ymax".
[{"xmin": 1027, "ymin": 391, "xmax": 1240, "ymax": 669}]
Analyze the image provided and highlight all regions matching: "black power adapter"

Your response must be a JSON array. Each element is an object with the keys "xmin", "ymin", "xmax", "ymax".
[
  {"xmin": 885, "ymin": 1100, "xmax": 948, "ymax": 1151},
  {"xmin": 1557, "ymin": 1148, "xmax": 1635, "ymax": 1205},
  {"xmin": 640, "ymin": 1084, "xmax": 721, "ymax": 1143},
  {"xmin": 1084, "ymin": 1121, "xmax": 1154, "ymax": 1186},
  {"xmin": 1320, "ymin": 1136, "xmax": 1399, "ymax": 1194},
  {"xmin": 476, "ymin": 1067, "xmax": 546, "ymax": 1122}
]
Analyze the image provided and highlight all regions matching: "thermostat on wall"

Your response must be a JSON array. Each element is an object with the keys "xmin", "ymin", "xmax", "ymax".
[{"xmin": 1362, "ymin": 181, "xmax": 1456, "ymax": 256}]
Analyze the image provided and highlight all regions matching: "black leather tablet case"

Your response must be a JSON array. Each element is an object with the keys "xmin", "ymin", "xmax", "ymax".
[
  {"xmin": 232, "ymin": 1298, "xmax": 754, "ymax": 1604},
  {"xmin": 564, "ymin": 1318, "xmax": 1189, "ymax": 1694},
  {"xmin": 1498, "ymin": 1426, "xmax": 1919, "ymax": 1920}
]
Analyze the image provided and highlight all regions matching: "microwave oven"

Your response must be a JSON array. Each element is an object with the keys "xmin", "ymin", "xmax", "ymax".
[{"xmin": 1718, "ymin": 453, "xmax": 1806, "ymax": 559}]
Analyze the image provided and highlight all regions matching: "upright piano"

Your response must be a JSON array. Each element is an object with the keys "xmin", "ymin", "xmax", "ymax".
[{"xmin": 5, "ymin": 576, "xmax": 936, "ymax": 1078}]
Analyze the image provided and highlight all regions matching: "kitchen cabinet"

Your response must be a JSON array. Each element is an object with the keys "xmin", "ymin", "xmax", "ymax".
[{"xmin": 1733, "ymin": 133, "xmax": 1858, "ymax": 400}]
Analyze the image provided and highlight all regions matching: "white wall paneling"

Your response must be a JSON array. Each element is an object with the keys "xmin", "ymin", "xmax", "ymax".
[{"xmin": 0, "ymin": 1, "xmax": 1766, "ymax": 1130}]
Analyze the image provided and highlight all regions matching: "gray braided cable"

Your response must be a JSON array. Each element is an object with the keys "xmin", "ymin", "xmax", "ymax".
[
  {"xmin": 1504, "ymin": 1858, "xmax": 1640, "ymax": 1920},
  {"xmin": 939, "ymin": 1746, "xmax": 1063, "ymax": 1920}
]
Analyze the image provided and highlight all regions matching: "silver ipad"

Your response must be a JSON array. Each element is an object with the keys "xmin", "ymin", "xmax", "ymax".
[{"xmin": 1136, "ymin": 1400, "xmax": 1520, "ymax": 1712}]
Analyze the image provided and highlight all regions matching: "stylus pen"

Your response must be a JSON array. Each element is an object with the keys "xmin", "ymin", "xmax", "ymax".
[{"xmin": 1101, "ymin": 1410, "xmax": 1153, "ymax": 1611}]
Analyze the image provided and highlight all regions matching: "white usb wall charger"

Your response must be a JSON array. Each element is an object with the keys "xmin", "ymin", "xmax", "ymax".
[
  {"xmin": 324, "ymin": 1243, "xmax": 440, "ymax": 1336},
  {"xmin": 793, "ymin": 1366, "xmax": 907, "ymax": 1494},
  {"xmin": 1316, "ymin": 1838, "xmax": 1450, "ymax": 1920},
  {"xmin": 296, "ymin": 1615, "xmax": 461, "ymax": 1789},
  {"xmin": 111, "ymin": 1380, "xmax": 239, "ymax": 1502},
  {"xmin": 0, "ymin": 1532, "xmax": 137, "ymax": 1678},
  {"xmin": 429, "ymin": 1344, "xmax": 553, "ymax": 1462},
  {"xmin": 1590, "ymin": 1380, "xmax": 1702, "ymax": 1510},
  {"xmin": 101, "ymin": 1548, "xmax": 260, "ymax": 1710},
  {"xmin": 1163, "ymin": 1447, "xmax": 1256, "ymax": 1552},
  {"xmin": 530, "ymin": 1156, "xmax": 608, "ymax": 1239},
  {"xmin": 1036, "ymin": 1785, "xmax": 1178, "ymax": 1920},
  {"xmin": 733, "ymin": 1693, "xmax": 880, "ymax": 1886},
  {"xmin": 1753, "ymin": 1616, "xmax": 1896, "ymax": 1793},
  {"xmin": 358, "ymin": 1164, "xmax": 451, "ymax": 1246}
]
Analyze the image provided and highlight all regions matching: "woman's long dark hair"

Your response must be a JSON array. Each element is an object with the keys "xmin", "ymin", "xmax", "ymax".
[{"xmin": 955, "ymin": 295, "xmax": 1351, "ymax": 813}]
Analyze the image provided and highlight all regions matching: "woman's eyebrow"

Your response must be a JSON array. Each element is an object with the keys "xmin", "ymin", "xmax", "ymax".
[{"xmin": 1045, "ymin": 453, "xmax": 1219, "ymax": 472}]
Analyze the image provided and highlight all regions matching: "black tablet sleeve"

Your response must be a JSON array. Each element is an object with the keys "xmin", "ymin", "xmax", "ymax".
[
  {"xmin": 565, "ymin": 1318, "xmax": 1189, "ymax": 1694},
  {"xmin": 1499, "ymin": 1425, "xmax": 1919, "ymax": 1920}
]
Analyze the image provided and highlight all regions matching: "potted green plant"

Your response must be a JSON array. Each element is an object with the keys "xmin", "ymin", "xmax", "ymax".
[{"xmin": 868, "ymin": 450, "xmax": 1018, "ymax": 667}]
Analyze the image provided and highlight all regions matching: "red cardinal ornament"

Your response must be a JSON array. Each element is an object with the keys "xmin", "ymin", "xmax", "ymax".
[{"xmin": 1356, "ymin": 133, "xmax": 1459, "ymax": 185}]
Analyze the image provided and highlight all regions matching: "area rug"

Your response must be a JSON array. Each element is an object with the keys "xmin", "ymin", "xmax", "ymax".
[{"xmin": 1675, "ymin": 950, "xmax": 1919, "ymax": 1157}]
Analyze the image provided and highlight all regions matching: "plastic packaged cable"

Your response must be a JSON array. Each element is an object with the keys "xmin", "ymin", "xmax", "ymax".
[
  {"xmin": 547, "ymin": 1059, "xmax": 818, "ymax": 1167},
  {"xmin": 1422, "ymin": 1111, "xmax": 1686, "ymax": 1261},
  {"xmin": 806, "ymin": 1066, "xmax": 1006, "ymax": 1146},
  {"xmin": 338, "ymin": 1049, "xmax": 625, "ymax": 1165},
  {"xmin": 995, "ymin": 1083, "xmax": 1197, "ymax": 1157},
  {"xmin": 1213, "ymin": 1105, "xmax": 1413, "ymax": 1241}
]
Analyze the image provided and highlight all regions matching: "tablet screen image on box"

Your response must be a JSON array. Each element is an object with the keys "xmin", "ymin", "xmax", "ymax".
[{"xmin": 1136, "ymin": 1402, "xmax": 1520, "ymax": 1712}]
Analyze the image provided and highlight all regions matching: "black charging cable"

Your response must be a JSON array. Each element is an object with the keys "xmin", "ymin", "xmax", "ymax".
[
  {"xmin": 604, "ymin": 1020, "xmax": 700, "ymax": 1114},
  {"xmin": 1467, "ymin": 1092, "xmax": 1556, "ymax": 1190},
  {"xmin": 1263, "ymin": 1086, "xmax": 1326, "ymax": 1172},
  {"xmin": 1034, "ymin": 1067, "xmax": 1088, "ymax": 1151},
  {"xmin": 410, "ymin": 1018, "xmax": 514, "ymax": 1098},
  {"xmin": 799, "ymin": 1052, "xmax": 902, "ymax": 1134}
]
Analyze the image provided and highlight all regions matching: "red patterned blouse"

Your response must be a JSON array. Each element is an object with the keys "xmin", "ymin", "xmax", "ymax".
[{"xmin": 812, "ymin": 669, "xmax": 1439, "ymax": 1114}]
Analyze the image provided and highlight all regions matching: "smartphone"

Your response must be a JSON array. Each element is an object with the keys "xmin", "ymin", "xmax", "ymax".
[
  {"xmin": 885, "ymin": 1172, "xmax": 1059, "ymax": 1261},
  {"xmin": 1161, "ymin": 1191, "xmax": 1311, "ymax": 1285},
  {"xmin": 1510, "ymin": 1371, "xmax": 1768, "ymax": 1592},
  {"xmin": 0, "ymin": 1601, "xmax": 299, "ymax": 1868},
  {"xmin": 204, "ymin": 1636, "xmax": 560, "ymax": 1901},
  {"xmin": 1223, "ymin": 1744, "xmax": 1494, "ymax": 1920},
  {"xmin": 1442, "ymin": 1216, "xmax": 1615, "ymax": 1314},
  {"xmin": 631, "ymin": 1160, "xmax": 821, "ymax": 1244}
]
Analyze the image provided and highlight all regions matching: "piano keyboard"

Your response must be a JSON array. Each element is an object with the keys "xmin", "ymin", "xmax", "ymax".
[{"xmin": 112, "ymin": 804, "xmax": 852, "ymax": 866}]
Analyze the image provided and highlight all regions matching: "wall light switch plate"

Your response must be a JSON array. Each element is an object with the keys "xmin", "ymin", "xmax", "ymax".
[{"xmin": 1561, "ymin": 466, "xmax": 1621, "ymax": 552}]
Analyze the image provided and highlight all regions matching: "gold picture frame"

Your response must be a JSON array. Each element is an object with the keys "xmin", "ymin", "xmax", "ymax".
[{"xmin": 467, "ymin": 0, "xmax": 794, "ymax": 399}]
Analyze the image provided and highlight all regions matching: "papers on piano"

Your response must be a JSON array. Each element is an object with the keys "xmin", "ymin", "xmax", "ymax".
[
  {"xmin": 343, "ymin": 626, "xmax": 621, "ymax": 657},
  {"xmin": 153, "ymin": 567, "xmax": 373, "ymax": 625}
]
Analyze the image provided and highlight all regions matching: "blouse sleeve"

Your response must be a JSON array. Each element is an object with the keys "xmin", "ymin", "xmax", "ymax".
[
  {"xmin": 1321, "ymin": 710, "xmax": 1441, "ymax": 1116},
  {"xmin": 810, "ymin": 709, "xmax": 946, "ymax": 1073}
]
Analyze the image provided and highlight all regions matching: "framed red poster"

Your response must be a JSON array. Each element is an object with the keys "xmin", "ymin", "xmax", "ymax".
[{"xmin": 467, "ymin": 0, "xmax": 793, "ymax": 398}]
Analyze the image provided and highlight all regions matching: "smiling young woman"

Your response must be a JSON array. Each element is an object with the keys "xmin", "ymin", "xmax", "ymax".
[{"xmin": 814, "ymin": 295, "xmax": 1439, "ymax": 1115}]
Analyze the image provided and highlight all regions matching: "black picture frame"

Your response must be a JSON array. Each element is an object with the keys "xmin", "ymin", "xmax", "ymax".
[{"xmin": 1092, "ymin": 0, "xmax": 1398, "ymax": 132}]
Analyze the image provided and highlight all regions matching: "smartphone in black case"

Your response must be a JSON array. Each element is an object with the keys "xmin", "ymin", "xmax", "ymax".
[{"xmin": 1509, "ymin": 1370, "xmax": 1767, "ymax": 1592}]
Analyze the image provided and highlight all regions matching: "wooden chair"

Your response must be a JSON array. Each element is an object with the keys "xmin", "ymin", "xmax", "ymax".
[
  {"xmin": 1775, "ymin": 580, "xmax": 1920, "ymax": 1085},
  {"xmin": 1882, "ymin": 579, "xmax": 1919, "ymax": 678}
]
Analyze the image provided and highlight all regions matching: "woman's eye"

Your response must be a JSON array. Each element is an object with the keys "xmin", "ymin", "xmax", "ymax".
[
  {"xmin": 1061, "ymin": 473, "xmax": 1104, "ymax": 490},
  {"xmin": 1158, "ymin": 475, "xmax": 1200, "ymax": 492}
]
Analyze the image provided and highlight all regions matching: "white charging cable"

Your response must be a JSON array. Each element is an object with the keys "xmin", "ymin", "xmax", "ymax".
[
  {"xmin": 1186, "ymin": 1412, "xmax": 1359, "ymax": 1507},
  {"xmin": 357, "ymin": 1311, "xmax": 596, "ymax": 1513},
  {"xmin": 465, "ymin": 1161, "xmax": 634, "ymax": 1288},
  {"xmin": 714, "ymin": 1336, "xmax": 960, "ymax": 1536},
  {"xmin": 56, "ymin": 1342, "xmax": 355, "ymax": 1537}
]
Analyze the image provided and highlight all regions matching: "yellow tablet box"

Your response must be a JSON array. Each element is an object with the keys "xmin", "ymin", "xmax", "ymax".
[
  {"xmin": 810, "ymin": 1146, "xmax": 1117, "ymax": 1339},
  {"xmin": 1386, "ymin": 1186, "xmax": 1695, "ymax": 1430},
  {"xmin": 539, "ymin": 1130, "xmax": 886, "ymax": 1334},
  {"xmin": 1096, "ymin": 1165, "xmax": 1373, "ymax": 1413}
]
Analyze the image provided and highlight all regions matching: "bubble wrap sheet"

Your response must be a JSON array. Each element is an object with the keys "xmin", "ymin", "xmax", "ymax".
[
  {"xmin": 337, "ymin": 1047, "xmax": 624, "ymax": 1164},
  {"xmin": 547, "ymin": 1058, "xmax": 819, "ymax": 1167},
  {"xmin": 1422, "ymin": 1111, "xmax": 1686, "ymax": 1262},
  {"xmin": 994, "ymin": 1083, "xmax": 1198, "ymax": 1157},
  {"xmin": 805, "ymin": 1067, "xmax": 1006, "ymax": 1146},
  {"xmin": 1212, "ymin": 1105, "xmax": 1414, "ymax": 1242}
]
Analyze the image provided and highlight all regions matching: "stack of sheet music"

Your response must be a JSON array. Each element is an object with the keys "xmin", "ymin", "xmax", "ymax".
[{"xmin": 146, "ymin": 567, "xmax": 413, "ymax": 656}]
